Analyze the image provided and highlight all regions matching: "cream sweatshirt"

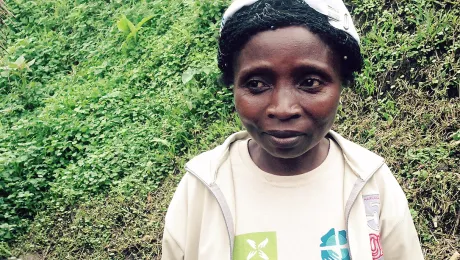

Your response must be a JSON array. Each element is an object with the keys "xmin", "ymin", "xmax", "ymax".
[{"xmin": 162, "ymin": 131, "xmax": 424, "ymax": 260}]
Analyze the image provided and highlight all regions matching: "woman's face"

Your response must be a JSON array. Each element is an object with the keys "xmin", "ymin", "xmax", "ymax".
[{"xmin": 233, "ymin": 26, "xmax": 342, "ymax": 159}]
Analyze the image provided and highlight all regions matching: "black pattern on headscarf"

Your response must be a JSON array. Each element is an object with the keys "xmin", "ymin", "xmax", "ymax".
[{"xmin": 218, "ymin": 0, "xmax": 363, "ymax": 86}]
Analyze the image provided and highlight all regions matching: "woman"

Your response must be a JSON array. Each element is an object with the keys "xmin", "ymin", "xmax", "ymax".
[{"xmin": 162, "ymin": 0, "xmax": 424, "ymax": 259}]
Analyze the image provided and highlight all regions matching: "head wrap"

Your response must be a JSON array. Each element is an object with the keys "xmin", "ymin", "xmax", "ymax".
[{"xmin": 221, "ymin": 0, "xmax": 360, "ymax": 44}]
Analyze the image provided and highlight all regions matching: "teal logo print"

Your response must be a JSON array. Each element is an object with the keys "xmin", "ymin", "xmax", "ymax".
[{"xmin": 320, "ymin": 228, "xmax": 350, "ymax": 260}]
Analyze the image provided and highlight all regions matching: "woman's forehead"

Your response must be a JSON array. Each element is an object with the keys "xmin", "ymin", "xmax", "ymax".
[
  {"xmin": 235, "ymin": 26, "xmax": 338, "ymax": 74},
  {"xmin": 240, "ymin": 26, "xmax": 332, "ymax": 54}
]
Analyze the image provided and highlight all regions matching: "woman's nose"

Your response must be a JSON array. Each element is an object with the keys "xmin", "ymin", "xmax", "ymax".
[{"xmin": 266, "ymin": 87, "xmax": 302, "ymax": 121}]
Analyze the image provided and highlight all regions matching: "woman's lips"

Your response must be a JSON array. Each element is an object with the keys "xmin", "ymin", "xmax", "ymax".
[
  {"xmin": 264, "ymin": 130, "xmax": 304, "ymax": 148},
  {"xmin": 264, "ymin": 130, "xmax": 304, "ymax": 138}
]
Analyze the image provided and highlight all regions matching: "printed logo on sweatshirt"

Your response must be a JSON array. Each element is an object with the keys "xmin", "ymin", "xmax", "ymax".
[
  {"xmin": 320, "ymin": 228, "xmax": 350, "ymax": 260},
  {"xmin": 234, "ymin": 232, "xmax": 277, "ymax": 260},
  {"xmin": 363, "ymin": 194, "xmax": 381, "ymax": 231},
  {"xmin": 370, "ymin": 233, "xmax": 384, "ymax": 260}
]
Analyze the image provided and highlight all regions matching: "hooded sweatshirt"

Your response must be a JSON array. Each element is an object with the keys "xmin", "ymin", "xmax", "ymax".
[{"xmin": 161, "ymin": 130, "xmax": 424, "ymax": 260}]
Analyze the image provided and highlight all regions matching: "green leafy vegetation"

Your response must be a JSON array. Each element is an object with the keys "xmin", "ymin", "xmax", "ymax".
[
  {"xmin": 0, "ymin": 0, "xmax": 9, "ymax": 51},
  {"xmin": 0, "ymin": 0, "xmax": 458, "ymax": 259}
]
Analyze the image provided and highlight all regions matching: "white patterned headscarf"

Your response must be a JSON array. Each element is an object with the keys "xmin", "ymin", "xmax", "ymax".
[{"xmin": 221, "ymin": 0, "xmax": 360, "ymax": 44}]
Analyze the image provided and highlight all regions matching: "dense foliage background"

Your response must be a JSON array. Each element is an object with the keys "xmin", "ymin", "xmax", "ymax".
[{"xmin": 1, "ymin": 0, "xmax": 459, "ymax": 259}]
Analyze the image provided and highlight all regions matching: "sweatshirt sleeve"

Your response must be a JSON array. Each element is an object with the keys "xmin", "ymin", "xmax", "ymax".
[
  {"xmin": 161, "ymin": 175, "xmax": 189, "ymax": 260},
  {"xmin": 378, "ymin": 165, "xmax": 424, "ymax": 259},
  {"xmin": 381, "ymin": 205, "xmax": 424, "ymax": 259},
  {"xmin": 162, "ymin": 227, "xmax": 184, "ymax": 260}
]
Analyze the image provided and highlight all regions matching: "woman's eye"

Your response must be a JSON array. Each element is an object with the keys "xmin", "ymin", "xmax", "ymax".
[
  {"xmin": 247, "ymin": 80, "xmax": 265, "ymax": 88},
  {"xmin": 245, "ymin": 80, "xmax": 268, "ymax": 92},
  {"xmin": 301, "ymin": 78, "xmax": 323, "ymax": 88}
]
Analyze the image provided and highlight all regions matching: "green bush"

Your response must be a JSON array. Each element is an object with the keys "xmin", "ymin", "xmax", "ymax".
[{"xmin": 1, "ymin": 0, "xmax": 232, "ymax": 242}]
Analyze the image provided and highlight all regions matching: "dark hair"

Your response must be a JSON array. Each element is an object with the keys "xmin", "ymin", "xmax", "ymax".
[{"xmin": 218, "ymin": 0, "xmax": 363, "ymax": 86}]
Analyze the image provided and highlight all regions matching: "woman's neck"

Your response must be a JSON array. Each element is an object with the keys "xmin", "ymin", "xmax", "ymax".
[{"xmin": 248, "ymin": 138, "xmax": 330, "ymax": 176}]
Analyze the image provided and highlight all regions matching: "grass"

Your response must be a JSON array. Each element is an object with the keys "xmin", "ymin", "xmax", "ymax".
[
  {"xmin": 0, "ymin": 0, "xmax": 458, "ymax": 259},
  {"xmin": 0, "ymin": 0, "xmax": 9, "ymax": 50},
  {"xmin": 337, "ymin": 86, "xmax": 459, "ymax": 258}
]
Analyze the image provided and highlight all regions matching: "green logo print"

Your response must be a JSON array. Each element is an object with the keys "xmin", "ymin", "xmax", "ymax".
[{"xmin": 234, "ymin": 232, "xmax": 278, "ymax": 260}]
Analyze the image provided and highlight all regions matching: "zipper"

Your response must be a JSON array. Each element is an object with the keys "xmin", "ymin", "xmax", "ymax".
[
  {"xmin": 185, "ymin": 166, "xmax": 234, "ymax": 260},
  {"xmin": 345, "ymin": 160, "xmax": 385, "ymax": 259}
]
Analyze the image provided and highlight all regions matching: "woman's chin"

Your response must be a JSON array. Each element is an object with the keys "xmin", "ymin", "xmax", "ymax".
[{"xmin": 264, "ymin": 143, "xmax": 311, "ymax": 160}]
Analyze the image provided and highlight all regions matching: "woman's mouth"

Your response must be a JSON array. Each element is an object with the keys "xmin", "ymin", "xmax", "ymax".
[{"xmin": 264, "ymin": 130, "xmax": 304, "ymax": 148}]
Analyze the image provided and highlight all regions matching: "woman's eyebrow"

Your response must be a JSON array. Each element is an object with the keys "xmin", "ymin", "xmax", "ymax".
[
  {"xmin": 292, "ymin": 59, "xmax": 336, "ymax": 73},
  {"xmin": 236, "ymin": 61, "xmax": 274, "ymax": 75},
  {"xmin": 290, "ymin": 64, "xmax": 335, "ymax": 82},
  {"xmin": 236, "ymin": 63, "xmax": 276, "ymax": 80}
]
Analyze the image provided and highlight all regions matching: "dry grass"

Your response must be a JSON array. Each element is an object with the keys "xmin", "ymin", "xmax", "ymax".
[
  {"xmin": 11, "ymin": 177, "xmax": 177, "ymax": 260},
  {"xmin": 336, "ymin": 86, "xmax": 460, "ymax": 259}
]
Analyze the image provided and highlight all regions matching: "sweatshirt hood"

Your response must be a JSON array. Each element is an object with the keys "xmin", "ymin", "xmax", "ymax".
[
  {"xmin": 185, "ymin": 130, "xmax": 385, "ymax": 184},
  {"xmin": 327, "ymin": 131, "xmax": 385, "ymax": 181}
]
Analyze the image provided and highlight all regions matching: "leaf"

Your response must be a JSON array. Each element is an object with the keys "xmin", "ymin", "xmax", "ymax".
[
  {"xmin": 125, "ymin": 31, "xmax": 137, "ymax": 43},
  {"xmin": 118, "ymin": 14, "xmax": 153, "ymax": 47},
  {"xmin": 126, "ymin": 17, "xmax": 136, "ymax": 33},
  {"xmin": 182, "ymin": 68, "xmax": 196, "ymax": 84},
  {"xmin": 14, "ymin": 56, "xmax": 26, "ymax": 67},
  {"xmin": 135, "ymin": 14, "xmax": 154, "ymax": 30},
  {"xmin": 451, "ymin": 130, "xmax": 460, "ymax": 141},
  {"xmin": 8, "ymin": 62, "xmax": 18, "ymax": 69},
  {"xmin": 11, "ymin": 56, "xmax": 34, "ymax": 70},
  {"xmin": 27, "ymin": 59, "xmax": 35, "ymax": 67},
  {"xmin": 120, "ymin": 41, "xmax": 128, "ymax": 50},
  {"xmin": 186, "ymin": 100, "xmax": 193, "ymax": 110},
  {"xmin": 100, "ymin": 90, "xmax": 121, "ymax": 100},
  {"xmin": 9, "ymin": 56, "xmax": 27, "ymax": 70},
  {"xmin": 151, "ymin": 138, "xmax": 170, "ymax": 147},
  {"xmin": 117, "ymin": 16, "xmax": 129, "ymax": 33},
  {"xmin": 202, "ymin": 67, "xmax": 211, "ymax": 75}
]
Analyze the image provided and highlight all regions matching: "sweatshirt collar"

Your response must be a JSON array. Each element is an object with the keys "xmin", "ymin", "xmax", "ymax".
[{"xmin": 185, "ymin": 130, "xmax": 384, "ymax": 184}]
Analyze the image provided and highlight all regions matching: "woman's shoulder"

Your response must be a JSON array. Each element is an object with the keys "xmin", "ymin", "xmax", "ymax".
[
  {"xmin": 329, "ymin": 131, "xmax": 404, "ymax": 191},
  {"xmin": 184, "ymin": 131, "xmax": 250, "ymax": 183},
  {"xmin": 329, "ymin": 130, "xmax": 386, "ymax": 180}
]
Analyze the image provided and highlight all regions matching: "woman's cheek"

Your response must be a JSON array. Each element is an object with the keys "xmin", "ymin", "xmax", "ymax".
[
  {"xmin": 235, "ymin": 92, "xmax": 255, "ymax": 114},
  {"xmin": 306, "ymin": 91, "xmax": 340, "ymax": 120}
]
